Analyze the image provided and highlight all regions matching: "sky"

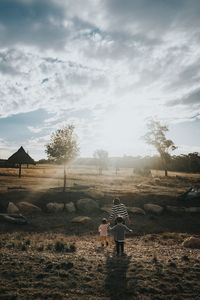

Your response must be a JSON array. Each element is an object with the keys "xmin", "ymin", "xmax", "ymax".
[{"xmin": 0, "ymin": 0, "xmax": 200, "ymax": 160}]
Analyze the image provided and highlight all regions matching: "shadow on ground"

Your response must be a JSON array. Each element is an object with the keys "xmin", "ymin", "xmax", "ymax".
[{"xmin": 105, "ymin": 249, "xmax": 132, "ymax": 299}]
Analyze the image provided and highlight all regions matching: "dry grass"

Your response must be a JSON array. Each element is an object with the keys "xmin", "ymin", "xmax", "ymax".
[
  {"xmin": 0, "ymin": 166, "xmax": 200, "ymax": 299},
  {"xmin": 0, "ymin": 233, "xmax": 200, "ymax": 299}
]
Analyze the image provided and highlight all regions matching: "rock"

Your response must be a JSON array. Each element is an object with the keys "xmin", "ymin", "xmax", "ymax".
[
  {"xmin": 7, "ymin": 202, "xmax": 20, "ymax": 214},
  {"xmin": 65, "ymin": 202, "xmax": 76, "ymax": 213},
  {"xmin": 184, "ymin": 207, "xmax": 200, "ymax": 213},
  {"xmin": 166, "ymin": 206, "xmax": 186, "ymax": 213},
  {"xmin": 86, "ymin": 189, "xmax": 104, "ymax": 200},
  {"xmin": 17, "ymin": 202, "xmax": 41, "ymax": 214},
  {"xmin": 183, "ymin": 237, "xmax": 200, "ymax": 249},
  {"xmin": 154, "ymin": 177, "xmax": 161, "ymax": 183},
  {"xmin": 100, "ymin": 206, "xmax": 111, "ymax": 213},
  {"xmin": 46, "ymin": 202, "xmax": 64, "ymax": 213},
  {"xmin": 2, "ymin": 214, "xmax": 28, "ymax": 225},
  {"xmin": 71, "ymin": 216, "xmax": 91, "ymax": 223},
  {"xmin": 127, "ymin": 207, "xmax": 146, "ymax": 215},
  {"xmin": 144, "ymin": 204, "xmax": 164, "ymax": 215},
  {"xmin": 76, "ymin": 198, "xmax": 99, "ymax": 212}
]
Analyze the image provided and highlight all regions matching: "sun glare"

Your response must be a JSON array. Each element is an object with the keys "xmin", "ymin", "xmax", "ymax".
[{"xmin": 99, "ymin": 106, "xmax": 146, "ymax": 155}]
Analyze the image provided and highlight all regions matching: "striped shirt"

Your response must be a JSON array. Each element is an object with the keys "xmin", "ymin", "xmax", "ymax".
[{"xmin": 109, "ymin": 203, "xmax": 129, "ymax": 221}]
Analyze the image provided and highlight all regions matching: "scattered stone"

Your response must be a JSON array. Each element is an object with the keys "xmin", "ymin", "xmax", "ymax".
[
  {"xmin": 65, "ymin": 202, "xmax": 76, "ymax": 213},
  {"xmin": 127, "ymin": 207, "xmax": 146, "ymax": 215},
  {"xmin": 183, "ymin": 237, "xmax": 200, "ymax": 249},
  {"xmin": 71, "ymin": 216, "xmax": 91, "ymax": 224},
  {"xmin": 144, "ymin": 204, "xmax": 164, "ymax": 215},
  {"xmin": 154, "ymin": 177, "xmax": 161, "ymax": 183},
  {"xmin": 2, "ymin": 214, "xmax": 28, "ymax": 225},
  {"xmin": 46, "ymin": 202, "xmax": 64, "ymax": 213},
  {"xmin": 76, "ymin": 198, "xmax": 99, "ymax": 212},
  {"xmin": 7, "ymin": 202, "xmax": 20, "ymax": 214},
  {"xmin": 17, "ymin": 202, "xmax": 41, "ymax": 214}
]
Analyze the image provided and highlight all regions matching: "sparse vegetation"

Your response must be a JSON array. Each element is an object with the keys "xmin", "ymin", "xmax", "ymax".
[{"xmin": 0, "ymin": 165, "xmax": 200, "ymax": 299}]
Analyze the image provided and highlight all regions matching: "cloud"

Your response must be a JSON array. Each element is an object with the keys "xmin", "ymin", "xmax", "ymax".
[
  {"xmin": 167, "ymin": 88, "xmax": 200, "ymax": 108},
  {"xmin": 0, "ymin": 0, "xmax": 68, "ymax": 49},
  {"xmin": 0, "ymin": 0, "xmax": 200, "ymax": 158}
]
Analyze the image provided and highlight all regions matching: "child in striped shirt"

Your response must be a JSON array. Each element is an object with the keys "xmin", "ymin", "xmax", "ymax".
[{"xmin": 109, "ymin": 197, "xmax": 129, "ymax": 225}]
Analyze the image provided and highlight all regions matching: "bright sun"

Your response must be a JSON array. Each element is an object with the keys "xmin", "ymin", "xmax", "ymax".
[{"xmin": 98, "ymin": 106, "xmax": 148, "ymax": 156}]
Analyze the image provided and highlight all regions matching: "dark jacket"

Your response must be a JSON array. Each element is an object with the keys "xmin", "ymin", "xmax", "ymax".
[{"xmin": 109, "ymin": 223, "xmax": 132, "ymax": 241}]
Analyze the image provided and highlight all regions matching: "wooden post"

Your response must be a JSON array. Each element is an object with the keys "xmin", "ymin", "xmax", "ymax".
[
  {"xmin": 63, "ymin": 164, "xmax": 66, "ymax": 192},
  {"xmin": 19, "ymin": 164, "xmax": 21, "ymax": 178}
]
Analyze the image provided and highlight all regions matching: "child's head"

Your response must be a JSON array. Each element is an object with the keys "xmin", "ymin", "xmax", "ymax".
[
  {"xmin": 102, "ymin": 218, "xmax": 107, "ymax": 224},
  {"xmin": 113, "ymin": 197, "xmax": 120, "ymax": 205},
  {"xmin": 116, "ymin": 216, "xmax": 123, "ymax": 223}
]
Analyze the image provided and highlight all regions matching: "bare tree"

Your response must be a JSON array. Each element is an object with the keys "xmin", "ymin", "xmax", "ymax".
[
  {"xmin": 143, "ymin": 119, "xmax": 177, "ymax": 176},
  {"xmin": 45, "ymin": 125, "xmax": 79, "ymax": 191},
  {"xmin": 93, "ymin": 149, "xmax": 109, "ymax": 175}
]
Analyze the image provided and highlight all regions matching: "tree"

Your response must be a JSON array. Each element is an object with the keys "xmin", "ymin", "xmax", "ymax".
[
  {"xmin": 143, "ymin": 119, "xmax": 177, "ymax": 176},
  {"xmin": 45, "ymin": 125, "xmax": 79, "ymax": 191},
  {"xmin": 93, "ymin": 149, "xmax": 109, "ymax": 175}
]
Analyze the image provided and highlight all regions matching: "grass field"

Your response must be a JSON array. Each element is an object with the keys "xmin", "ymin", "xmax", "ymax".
[{"xmin": 0, "ymin": 165, "xmax": 200, "ymax": 299}]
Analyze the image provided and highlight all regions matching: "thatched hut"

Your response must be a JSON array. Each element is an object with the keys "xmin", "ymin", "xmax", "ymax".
[{"xmin": 7, "ymin": 146, "xmax": 35, "ymax": 177}]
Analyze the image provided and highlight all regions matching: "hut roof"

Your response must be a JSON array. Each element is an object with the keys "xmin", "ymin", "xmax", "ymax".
[{"xmin": 7, "ymin": 146, "xmax": 35, "ymax": 165}]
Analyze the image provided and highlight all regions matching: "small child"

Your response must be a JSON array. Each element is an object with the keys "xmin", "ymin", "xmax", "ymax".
[
  {"xmin": 109, "ymin": 215, "xmax": 132, "ymax": 256},
  {"xmin": 98, "ymin": 218, "xmax": 110, "ymax": 247}
]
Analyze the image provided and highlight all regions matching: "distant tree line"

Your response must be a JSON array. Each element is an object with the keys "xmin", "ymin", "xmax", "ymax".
[
  {"xmin": 73, "ymin": 152, "xmax": 200, "ymax": 173},
  {"xmin": 36, "ymin": 119, "xmax": 199, "ymax": 177}
]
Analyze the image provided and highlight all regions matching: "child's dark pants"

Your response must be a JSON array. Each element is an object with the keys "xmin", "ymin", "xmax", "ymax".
[{"xmin": 115, "ymin": 240, "xmax": 124, "ymax": 255}]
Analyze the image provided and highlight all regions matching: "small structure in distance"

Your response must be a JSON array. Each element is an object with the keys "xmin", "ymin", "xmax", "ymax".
[{"xmin": 7, "ymin": 146, "xmax": 35, "ymax": 177}]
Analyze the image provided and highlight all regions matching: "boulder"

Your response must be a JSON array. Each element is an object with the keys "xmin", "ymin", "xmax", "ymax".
[
  {"xmin": 166, "ymin": 206, "xmax": 185, "ymax": 213},
  {"xmin": 7, "ymin": 202, "xmax": 20, "ymax": 214},
  {"xmin": 86, "ymin": 189, "xmax": 104, "ymax": 200},
  {"xmin": 144, "ymin": 204, "xmax": 164, "ymax": 215},
  {"xmin": 154, "ymin": 177, "xmax": 161, "ymax": 184},
  {"xmin": 65, "ymin": 202, "xmax": 76, "ymax": 213},
  {"xmin": 127, "ymin": 207, "xmax": 146, "ymax": 215},
  {"xmin": 46, "ymin": 203, "xmax": 64, "ymax": 213},
  {"xmin": 184, "ymin": 207, "xmax": 200, "ymax": 213},
  {"xmin": 76, "ymin": 198, "xmax": 99, "ymax": 212},
  {"xmin": 183, "ymin": 237, "xmax": 200, "ymax": 249},
  {"xmin": 1, "ymin": 214, "xmax": 28, "ymax": 225},
  {"xmin": 17, "ymin": 202, "xmax": 41, "ymax": 214},
  {"xmin": 100, "ymin": 206, "xmax": 111, "ymax": 213},
  {"xmin": 71, "ymin": 216, "xmax": 91, "ymax": 224}
]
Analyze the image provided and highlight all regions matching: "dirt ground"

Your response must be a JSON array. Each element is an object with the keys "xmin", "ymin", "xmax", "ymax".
[{"xmin": 0, "ymin": 167, "xmax": 200, "ymax": 299}]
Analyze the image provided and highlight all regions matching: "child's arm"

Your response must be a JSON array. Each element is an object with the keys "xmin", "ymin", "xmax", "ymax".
[
  {"xmin": 109, "ymin": 224, "xmax": 116, "ymax": 232},
  {"xmin": 124, "ymin": 225, "xmax": 133, "ymax": 233}
]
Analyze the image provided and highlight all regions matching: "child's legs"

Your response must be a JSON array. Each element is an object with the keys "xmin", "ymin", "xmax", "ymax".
[
  {"xmin": 100, "ymin": 236, "xmax": 107, "ymax": 246},
  {"xmin": 119, "ymin": 242, "xmax": 124, "ymax": 253},
  {"xmin": 115, "ymin": 241, "xmax": 124, "ymax": 254},
  {"xmin": 115, "ymin": 241, "xmax": 120, "ymax": 254}
]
